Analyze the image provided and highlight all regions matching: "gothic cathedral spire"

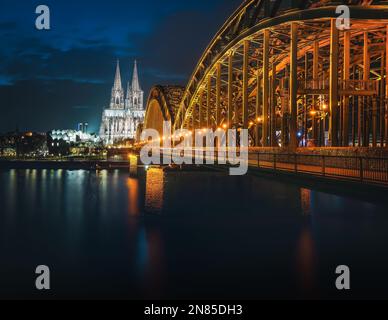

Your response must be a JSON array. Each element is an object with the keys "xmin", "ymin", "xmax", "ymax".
[
  {"xmin": 110, "ymin": 60, "xmax": 124, "ymax": 109},
  {"xmin": 114, "ymin": 60, "xmax": 122, "ymax": 90},
  {"xmin": 131, "ymin": 60, "xmax": 141, "ymax": 92}
]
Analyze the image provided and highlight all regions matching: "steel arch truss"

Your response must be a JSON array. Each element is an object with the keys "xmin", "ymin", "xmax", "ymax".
[{"xmin": 172, "ymin": 0, "xmax": 388, "ymax": 148}]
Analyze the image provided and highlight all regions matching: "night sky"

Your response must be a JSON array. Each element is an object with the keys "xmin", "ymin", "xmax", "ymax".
[{"xmin": 0, "ymin": 0, "xmax": 242, "ymax": 133}]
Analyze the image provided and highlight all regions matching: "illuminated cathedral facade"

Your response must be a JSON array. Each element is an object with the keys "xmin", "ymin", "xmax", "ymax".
[{"xmin": 99, "ymin": 60, "xmax": 145, "ymax": 144}]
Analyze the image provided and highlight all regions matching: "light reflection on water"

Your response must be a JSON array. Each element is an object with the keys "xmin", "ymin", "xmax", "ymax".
[
  {"xmin": 145, "ymin": 168, "xmax": 164, "ymax": 214},
  {"xmin": 300, "ymin": 188, "xmax": 311, "ymax": 216},
  {"xmin": 0, "ymin": 168, "xmax": 388, "ymax": 299},
  {"xmin": 127, "ymin": 177, "xmax": 140, "ymax": 216}
]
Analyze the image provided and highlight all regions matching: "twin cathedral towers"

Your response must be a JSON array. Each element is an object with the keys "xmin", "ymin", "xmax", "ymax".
[{"xmin": 99, "ymin": 60, "xmax": 145, "ymax": 144}]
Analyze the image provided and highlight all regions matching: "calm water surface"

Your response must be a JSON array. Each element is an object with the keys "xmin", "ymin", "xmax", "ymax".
[{"xmin": 0, "ymin": 168, "xmax": 387, "ymax": 299}]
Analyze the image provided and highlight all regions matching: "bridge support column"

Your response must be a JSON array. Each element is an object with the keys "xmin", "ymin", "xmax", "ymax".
[
  {"xmin": 386, "ymin": 25, "xmax": 388, "ymax": 147},
  {"xmin": 303, "ymin": 52, "xmax": 309, "ymax": 147},
  {"xmin": 280, "ymin": 76, "xmax": 286, "ymax": 146},
  {"xmin": 312, "ymin": 41, "xmax": 319, "ymax": 146},
  {"xmin": 363, "ymin": 32, "xmax": 370, "ymax": 147},
  {"xmin": 263, "ymin": 29, "xmax": 270, "ymax": 146},
  {"xmin": 256, "ymin": 68, "xmax": 261, "ymax": 147},
  {"xmin": 304, "ymin": 54, "xmax": 308, "ymax": 147},
  {"xmin": 228, "ymin": 52, "xmax": 234, "ymax": 129},
  {"xmin": 216, "ymin": 62, "xmax": 222, "ymax": 127},
  {"xmin": 373, "ymin": 97, "xmax": 377, "ymax": 147},
  {"xmin": 192, "ymin": 102, "xmax": 196, "ymax": 131},
  {"xmin": 380, "ymin": 51, "xmax": 385, "ymax": 147},
  {"xmin": 357, "ymin": 66, "xmax": 362, "ymax": 147},
  {"xmin": 352, "ymin": 66, "xmax": 356, "ymax": 146},
  {"xmin": 329, "ymin": 19, "xmax": 339, "ymax": 147},
  {"xmin": 270, "ymin": 63, "xmax": 277, "ymax": 146},
  {"xmin": 243, "ymin": 40, "xmax": 250, "ymax": 129},
  {"xmin": 289, "ymin": 23, "xmax": 298, "ymax": 149},
  {"xmin": 199, "ymin": 90, "xmax": 204, "ymax": 129},
  {"xmin": 343, "ymin": 31, "xmax": 350, "ymax": 147},
  {"xmin": 207, "ymin": 74, "xmax": 212, "ymax": 129}
]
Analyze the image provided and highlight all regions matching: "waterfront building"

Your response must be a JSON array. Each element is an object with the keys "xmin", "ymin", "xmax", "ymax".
[
  {"xmin": 47, "ymin": 129, "xmax": 101, "ymax": 156},
  {"xmin": 49, "ymin": 129, "xmax": 99, "ymax": 144},
  {"xmin": 0, "ymin": 131, "xmax": 47, "ymax": 157}
]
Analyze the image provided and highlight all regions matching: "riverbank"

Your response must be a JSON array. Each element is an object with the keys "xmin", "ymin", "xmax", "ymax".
[{"xmin": 0, "ymin": 159, "xmax": 131, "ymax": 170}]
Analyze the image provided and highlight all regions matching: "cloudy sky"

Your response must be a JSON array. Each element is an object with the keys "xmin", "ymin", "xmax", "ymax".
[{"xmin": 0, "ymin": 0, "xmax": 242, "ymax": 133}]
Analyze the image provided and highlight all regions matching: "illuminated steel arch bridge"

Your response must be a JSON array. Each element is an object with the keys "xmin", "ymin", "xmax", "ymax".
[{"xmin": 145, "ymin": 0, "xmax": 388, "ymax": 148}]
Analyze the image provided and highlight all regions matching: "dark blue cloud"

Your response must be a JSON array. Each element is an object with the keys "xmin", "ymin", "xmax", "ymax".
[{"xmin": 0, "ymin": 0, "xmax": 241, "ymax": 132}]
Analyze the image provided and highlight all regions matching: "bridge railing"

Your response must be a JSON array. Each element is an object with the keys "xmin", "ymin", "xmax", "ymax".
[
  {"xmin": 249, "ymin": 151, "xmax": 388, "ymax": 185},
  {"xmin": 158, "ymin": 148, "xmax": 388, "ymax": 185}
]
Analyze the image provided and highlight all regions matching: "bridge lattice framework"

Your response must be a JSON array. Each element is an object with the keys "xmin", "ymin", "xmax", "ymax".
[{"xmin": 146, "ymin": 0, "xmax": 388, "ymax": 148}]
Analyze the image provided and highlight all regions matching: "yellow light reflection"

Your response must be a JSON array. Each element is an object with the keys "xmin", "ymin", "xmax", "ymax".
[
  {"xmin": 129, "ymin": 154, "xmax": 138, "ymax": 176},
  {"xmin": 127, "ymin": 177, "xmax": 140, "ymax": 216},
  {"xmin": 300, "ymin": 188, "xmax": 311, "ymax": 216},
  {"xmin": 145, "ymin": 168, "xmax": 164, "ymax": 214},
  {"xmin": 6, "ymin": 169, "xmax": 17, "ymax": 217}
]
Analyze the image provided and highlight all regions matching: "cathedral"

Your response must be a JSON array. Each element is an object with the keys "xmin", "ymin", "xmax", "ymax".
[{"xmin": 99, "ymin": 60, "xmax": 145, "ymax": 144}]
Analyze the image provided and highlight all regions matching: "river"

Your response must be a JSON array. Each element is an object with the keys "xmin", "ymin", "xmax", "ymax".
[{"xmin": 0, "ymin": 168, "xmax": 387, "ymax": 299}]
